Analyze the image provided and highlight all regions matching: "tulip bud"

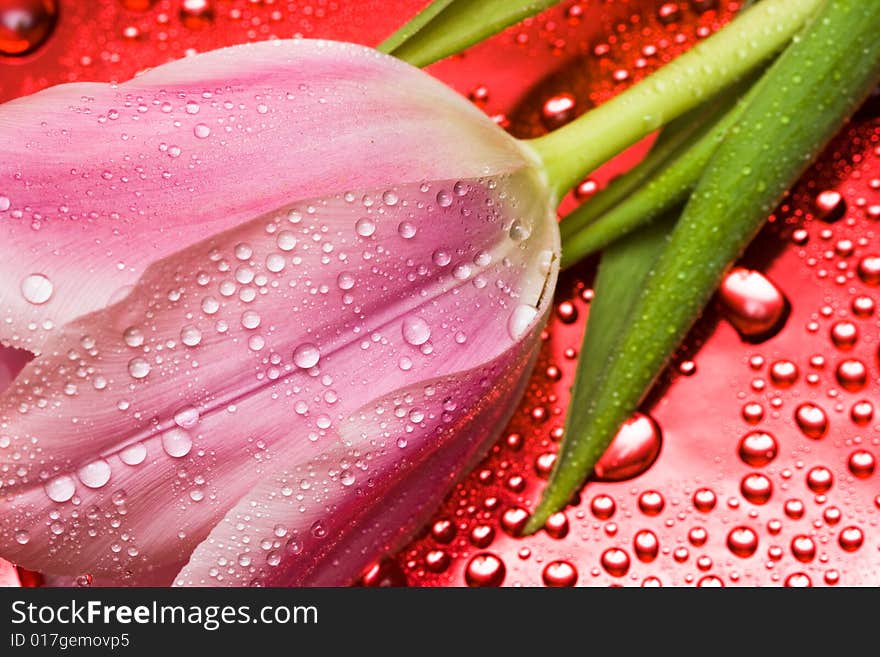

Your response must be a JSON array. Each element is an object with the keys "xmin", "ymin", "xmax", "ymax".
[{"xmin": 0, "ymin": 40, "xmax": 559, "ymax": 585}]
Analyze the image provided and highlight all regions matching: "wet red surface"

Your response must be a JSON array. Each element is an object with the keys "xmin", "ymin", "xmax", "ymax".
[{"xmin": 1, "ymin": 0, "xmax": 878, "ymax": 587}]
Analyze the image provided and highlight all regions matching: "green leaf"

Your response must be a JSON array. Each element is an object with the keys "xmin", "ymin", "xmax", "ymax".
[
  {"xmin": 377, "ymin": 0, "xmax": 456, "ymax": 56},
  {"xmin": 526, "ymin": 0, "xmax": 880, "ymax": 533},
  {"xmin": 378, "ymin": 0, "xmax": 559, "ymax": 68}
]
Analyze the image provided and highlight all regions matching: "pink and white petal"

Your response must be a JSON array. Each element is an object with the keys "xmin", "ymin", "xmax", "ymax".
[
  {"xmin": 0, "ymin": 168, "xmax": 557, "ymax": 582},
  {"xmin": 174, "ymin": 334, "xmax": 542, "ymax": 587},
  {"xmin": 0, "ymin": 38, "xmax": 528, "ymax": 354}
]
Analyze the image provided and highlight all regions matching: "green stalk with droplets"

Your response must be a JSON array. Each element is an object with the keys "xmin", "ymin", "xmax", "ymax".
[
  {"xmin": 558, "ymin": 80, "xmax": 751, "ymax": 267},
  {"xmin": 526, "ymin": 0, "xmax": 880, "ymax": 533}
]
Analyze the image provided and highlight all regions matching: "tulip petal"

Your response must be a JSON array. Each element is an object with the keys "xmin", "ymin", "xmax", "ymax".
[
  {"xmin": 0, "ymin": 159, "xmax": 557, "ymax": 583},
  {"xmin": 0, "ymin": 39, "xmax": 527, "ymax": 355},
  {"xmin": 174, "ymin": 340, "xmax": 540, "ymax": 587}
]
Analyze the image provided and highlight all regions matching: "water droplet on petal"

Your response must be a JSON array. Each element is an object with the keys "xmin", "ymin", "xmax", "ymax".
[
  {"xmin": 44, "ymin": 475, "xmax": 75, "ymax": 502},
  {"xmin": 20, "ymin": 274, "xmax": 53, "ymax": 304},
  {"xmin": 402, "ymin": 316, "xmax": 431, "ymax": 346},
  {"xmin": 128, "ymin": 357, "xmax": 151, "ymax": 379},
  {"xmin": 507, "ymin": 304, "xmax": 538, "ymax": 341},
  {"xmin": 77, "ymin": 459, "xmax": 111, "ymax": 489},
  {"xmin": 119, "ymin": 442, "xmax": 147, "ymax": 466},
  {"xmin": 293, "ymin": 343, "xmax": 321, "ymax": 369},
  {"xmin": 161, "ymin": 428, "xmax": 192, "ymax": 458}
]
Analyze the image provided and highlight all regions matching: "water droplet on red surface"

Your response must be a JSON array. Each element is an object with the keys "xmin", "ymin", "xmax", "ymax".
[
  {"xmin": 823, "ymin": 506, "xmax": 842, "ymax": 526},
  {"xmin": 542, "ymin": 560, "xmax": 578, "ymax": 587},
  {"xmin": 424, "ymin": 549, "xmax": 450, "ymax": 573},
  {"xmin": 590, "ymin": 494, "xmax": 616, "ymax": 520},
  {"xmin": 718, "ymin": 268, "xmax": 788, "ymax": 342},
  {"xmin": 693, "ymin": 488, "xmax": 717, "ymax": 513},
  {"xmin": 857, "ymin": 255, "xmax": 880, "ymax": 285},
  {"xmin": 638, "ymin": 490, "xmax": 665, "ymax": 516},
  {"xmin": 741, "ymin": 473, "xmax": 773, "ymax": 505},
  {"xmin": 697, "ymin": 575, "xmax": 724, "ymax": 587},
  {"xmin": 180, "ymin": 0, "xmax": 213, "ymax": 29},
  {"xmin": 633, "ymin": 529, "xmax": 659, "ymax": 562},
  {"xmin": 851, "ymin": 295, "xmax": 875, "ymax": 318},
  {"xmin": 465, "ymin": 553, "xmax": 505, "ymax": 587},
  {"xmin": 830, "ymin": 321, "xmax": 858, "ymax": 350},
  {"xmin": 642, "ymin": 576, "xmax": 663, "ymax": 587},
  {"xmin": 784, "ymin": 572, "xmax": 812, "ymax": 587},
  {"xmin": 769, "ymin": 360, "xmax": 798, "ymax": 387},
  {"xmin": 848, "ymin": 450, "xmax": 875, "ymax": 478},
  {"xmin": 541, "ymin": 92, "xmax": 576, "ymax": 130},
  {"xmin": 501, "ymin": 507, "xmax": 529, "ymax": 536},
  {"xmin": 594, "ymin": 413, "xmax": 662, "ymax": 481},
  {"xmin": 534, "ymin": 452, "xmax": 556, "ymax": 477},
  {"xmin": 727, "ymin": 526, "xmax": 758, "ymax": 558},
  {"xmin": 600, "ymin": 548, "xmax": 630, "ymax": 577},
  {"xmin": 656, "ymin": 2, "xmax": 681, "ymax": 25},
  {"xmin": 850, "ymin": 400, "xmax": 874, "ymax": 425},
  {"xmin": 838, "ymin": 526, "xmax": 864, "ymax": 552},
  {"xmin": 784, "ymin": 499, "xmax": 805, "ymax": 520},
  {"xmin": 360, "ymin": 559, "xmax": 408, "ymax": 587},
  {"xmin": 806, "ymin": 466, "xmax": 833, "ymax": 494},
  {"xmin": 688, "ymin": 526, "xmax": 708, "ymax": 547},
  {"xmin": 574, "ymin": 178, "xmax": 598, "ymax": 201},
  {"xmin": 742, "ymin": 402, "xmax": 765, "ymax": 424},
  {"xmin": 836, "ymin": 359, "xmax": 867, "ymax": 391},
  {"xmin": 738, "ymin": 430, "xmax": 778, "ymax": 466},
  {"xmin": 430, "ymin": 519, "xmax": 456, "ymax": 544},
  {"xmin": 815, "ymin": 190, "xmax": 846, "ymax": 222},
  {"xmin": 824, "ymin": 570, "xmax": 840, "ymax": 586},
  {"xmin": 0, "ymin": 0, "xmax": 58, "ymax": 56},
  {"xmin": 556, "ymin": 300, "xmax": 578, "ymax": 324},
  {"xmin": 545, "ymin": 512, "xmax": 570, "ymax": 539},
  {"xmin": 794, "ymin": 402, "xmax": 828, "ymax": 439},
  {"xmin": 790, "ymin": 535, "xmax": 816, "ymax": 562},
  {"xmin": 469, "ymin": 524, "xmax": 494, "ymax": 548}
]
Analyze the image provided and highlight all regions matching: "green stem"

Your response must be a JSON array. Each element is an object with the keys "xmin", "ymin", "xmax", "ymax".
[
  {"xmin": 527, "ymin": 0, "xmax": 824, "ymax": 202},
  {"xmin": 559, "ymin": 76, "xmax": 761, "ymax": 267}
]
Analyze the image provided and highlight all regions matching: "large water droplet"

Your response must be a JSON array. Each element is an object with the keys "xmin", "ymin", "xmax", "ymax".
[
  {"xmin": 161, "ymin": 428, "xmax": 192, "ymax": 458},
  {"xmin": 594, "ymin": 412, "xmax": 662, "ymax": 481},
  {"xmin": 401, "ymin": 316, "xmax": 431, "ymax": 346},
  {"xmin": 507, "ymin": 304, "xmax": 538, "ymax": 341},
  {"xmin": 44, "ymin": 474, "xmax": 75, "ymax": 502},
  {"xmin": 20, "ymin": 273, "xmax": 53, "ymax": 305},
  {"xmin": 0, "ymin": 0, "xmax": 58, "ymax": 56},
  {"xmin": 128, "ymin": 357, "xmax": 151, "ymax": 379},
  {"xmin": 718, "ymin": 268, "xmax": 788, "ymax": 342},
  {"xmin": 77, "ymin": 459, "xmax": 111, "ymax": 489},
  {"xmin": 293, "ymin": 343, "xmax": 321, "ymax": 369},
  {"xmin": 119, "ymin": 442, "xmax": 147, "ymax": 466}
]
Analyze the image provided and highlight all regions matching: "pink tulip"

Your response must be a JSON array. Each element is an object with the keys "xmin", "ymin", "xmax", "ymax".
[{"xmin": 0, "ymin": 40, "xmax": 559, "ymax": 586}]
